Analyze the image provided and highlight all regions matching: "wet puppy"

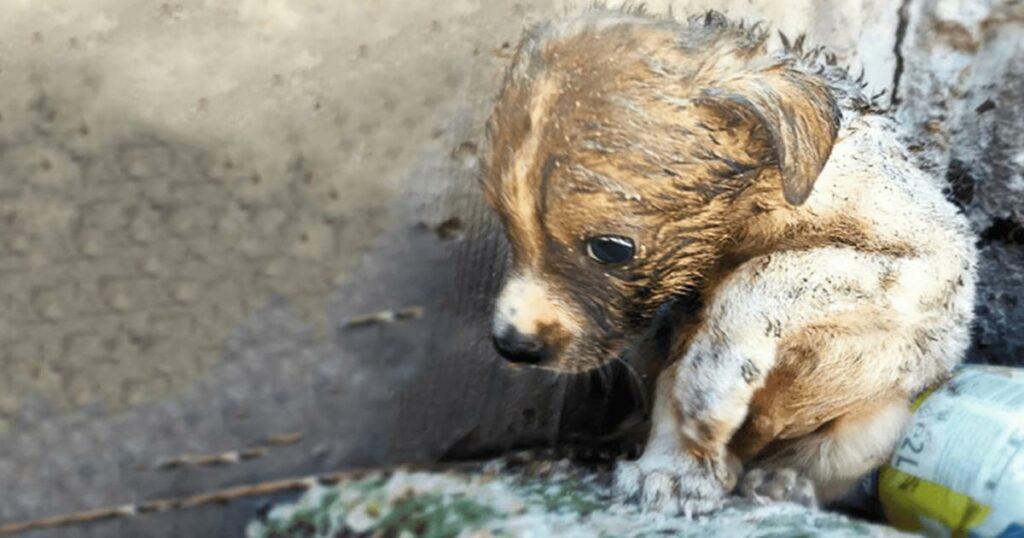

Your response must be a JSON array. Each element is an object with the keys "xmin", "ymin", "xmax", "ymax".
[{"xmin": 480, "ymin": 8, "xmax": 977, "ymax": 515}]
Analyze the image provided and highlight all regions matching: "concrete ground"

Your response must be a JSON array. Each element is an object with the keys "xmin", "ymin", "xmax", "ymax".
[{"xmin": 0, "ymin": 1, "xmax": 1019, "ymax": 537}]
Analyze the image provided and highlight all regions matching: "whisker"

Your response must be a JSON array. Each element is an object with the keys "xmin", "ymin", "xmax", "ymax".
[
  {"xmin": 615, "ymin": 356, "xmax": 650, "ymax": 412},
  {"xmin": 595, "ymin": 361, "xmax": 614, "ymax": 393}
]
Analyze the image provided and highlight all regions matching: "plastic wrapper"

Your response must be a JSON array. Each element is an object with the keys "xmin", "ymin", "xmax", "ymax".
[{"xmin": 879, "ymin": 366, "xmax": 1024, "ymax": 537}]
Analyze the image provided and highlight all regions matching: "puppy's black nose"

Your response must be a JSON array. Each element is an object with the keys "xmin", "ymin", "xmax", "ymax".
[{"xmin": 492, "ymin": 327, "xmax": 549, "ymax": 365}]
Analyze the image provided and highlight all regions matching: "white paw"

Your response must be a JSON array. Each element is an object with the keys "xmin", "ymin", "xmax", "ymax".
[
  {"xmin": 737, "ymin": 467, "xmax": 818, "ymax": 508},
  {"xmin": 614, "ymin": 456, "xmax": 727, "ymax": 517}
]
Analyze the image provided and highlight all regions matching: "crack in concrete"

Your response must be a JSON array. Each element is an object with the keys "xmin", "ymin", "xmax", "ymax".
[{"xmin": 890, "ymin": 0, "xmax": 912, "ymax": 106}]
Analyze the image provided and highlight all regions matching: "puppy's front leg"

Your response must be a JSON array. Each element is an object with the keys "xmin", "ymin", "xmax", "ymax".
[
  {"xmin": 615, "ymin": 330, "xmax": 772, "ymax": 516},
  {"xmin": 615, "ymin": 248, "xmax": 915, "ymax": 514}
]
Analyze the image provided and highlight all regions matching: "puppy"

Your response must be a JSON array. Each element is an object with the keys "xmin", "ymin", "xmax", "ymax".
[{"xmin": 480, "ymin": 8, "xmax": 977, "ymax": 515}]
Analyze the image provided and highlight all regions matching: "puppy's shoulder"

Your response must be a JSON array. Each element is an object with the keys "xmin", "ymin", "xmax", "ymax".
[{"xmin": 808, "ymin": 114, "xmax": 973, "ymax": 255}]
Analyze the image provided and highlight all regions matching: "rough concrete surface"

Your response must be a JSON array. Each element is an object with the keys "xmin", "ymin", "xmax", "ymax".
[
  {"xmin": 894, "ymin": 0, "xmax": 1024, "ymax": 366},
  {"xmin": 0, "ymin": 1, "xmax": 1019, "ymax": 537}
]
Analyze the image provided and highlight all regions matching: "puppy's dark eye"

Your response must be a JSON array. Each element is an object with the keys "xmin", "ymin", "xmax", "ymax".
[{"xmin": 586, "ymin": 236, "xmax": 635, "ymax": 264}]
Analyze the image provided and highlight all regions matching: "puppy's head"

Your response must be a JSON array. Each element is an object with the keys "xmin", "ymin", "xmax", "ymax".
[{"xmin": 481, "ymin": 11, "xmax": 840, "ymax": 372}]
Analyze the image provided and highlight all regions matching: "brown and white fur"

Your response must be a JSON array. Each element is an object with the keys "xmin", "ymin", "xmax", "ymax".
[{"xmin": 480, "ymin": 8, "xmax": 977, "ymax": 515}]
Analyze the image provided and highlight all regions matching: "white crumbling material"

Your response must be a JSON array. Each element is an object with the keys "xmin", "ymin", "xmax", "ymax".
[{"xmin": 246, "ymin": 463, "xmax": 909, "ymax": 538}]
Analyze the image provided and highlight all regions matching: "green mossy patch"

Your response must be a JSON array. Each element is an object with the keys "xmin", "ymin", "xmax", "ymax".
[{"xmin": 247, "ymin": 460, "xmax": 905, "ymax": 538}]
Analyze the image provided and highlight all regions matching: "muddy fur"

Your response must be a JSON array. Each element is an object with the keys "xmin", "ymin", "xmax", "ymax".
[{"xmin": 482, "ymin": 7, "xmax": 977, "ymax": 515}]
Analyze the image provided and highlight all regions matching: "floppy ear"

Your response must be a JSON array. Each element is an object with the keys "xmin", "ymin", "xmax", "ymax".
[{"xmin": 702, "ymin": 68, "xmax": 840, "ymax": 205}]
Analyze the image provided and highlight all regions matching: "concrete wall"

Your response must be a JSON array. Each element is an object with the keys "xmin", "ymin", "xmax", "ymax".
[{"xmin": 0, "ymin": 1, "xmax": 1019, "ymax": 536}]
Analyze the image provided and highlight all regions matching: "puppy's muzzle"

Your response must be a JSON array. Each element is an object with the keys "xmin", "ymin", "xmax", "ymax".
[{"xmin": 492, "ymin": 326, "xmax": 550, "ymax": 365}]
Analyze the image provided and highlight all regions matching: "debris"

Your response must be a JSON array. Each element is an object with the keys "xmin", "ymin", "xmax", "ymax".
[
  {"xmin": 265, "ymin": 432, "xmax": 303, "ymax": 446},
  {"xmin": 975, "ymin": 98, "xmax": 997, "ymax": 113},
  {"xmin": 156, "ymin": 448, "xmax": 269, "ymax": 470},
  {"xmin": 343, "ymin": 306, "xmax": 424, "ymax": 328},
  {"xmin": 417, "ymin": 216, "xmax": 465, "ymax": 240},
  {"xmin": 879, "ymin": 366, "xmax": 1024, "ymax": 537},
  {"xmin": 154, "ymin": 432, "xmax": 302, "ymax": 470},
  {"xmin": 450, "ymin": 141, "xmax": 478, "ymax": 169}
]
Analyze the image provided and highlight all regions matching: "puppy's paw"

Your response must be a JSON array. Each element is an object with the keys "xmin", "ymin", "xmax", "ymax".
[
  {"xmin": 737, "ymin": 467, "xmax": 818, "ymax": 508},
  {"xmin": 614, "ymin": 456, "xmax": 727, "ymax": 517}
]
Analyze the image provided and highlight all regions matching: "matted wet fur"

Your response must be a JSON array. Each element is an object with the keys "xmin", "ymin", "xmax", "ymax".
[{"xmin": 481, "ymin": 7, "xmax": 977, "ymax": 515}]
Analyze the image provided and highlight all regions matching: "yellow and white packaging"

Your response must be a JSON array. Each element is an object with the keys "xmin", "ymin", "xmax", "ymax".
[{"xmin": 879, "ymin": 365, "xmax": 1024, "ymax": 537}]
